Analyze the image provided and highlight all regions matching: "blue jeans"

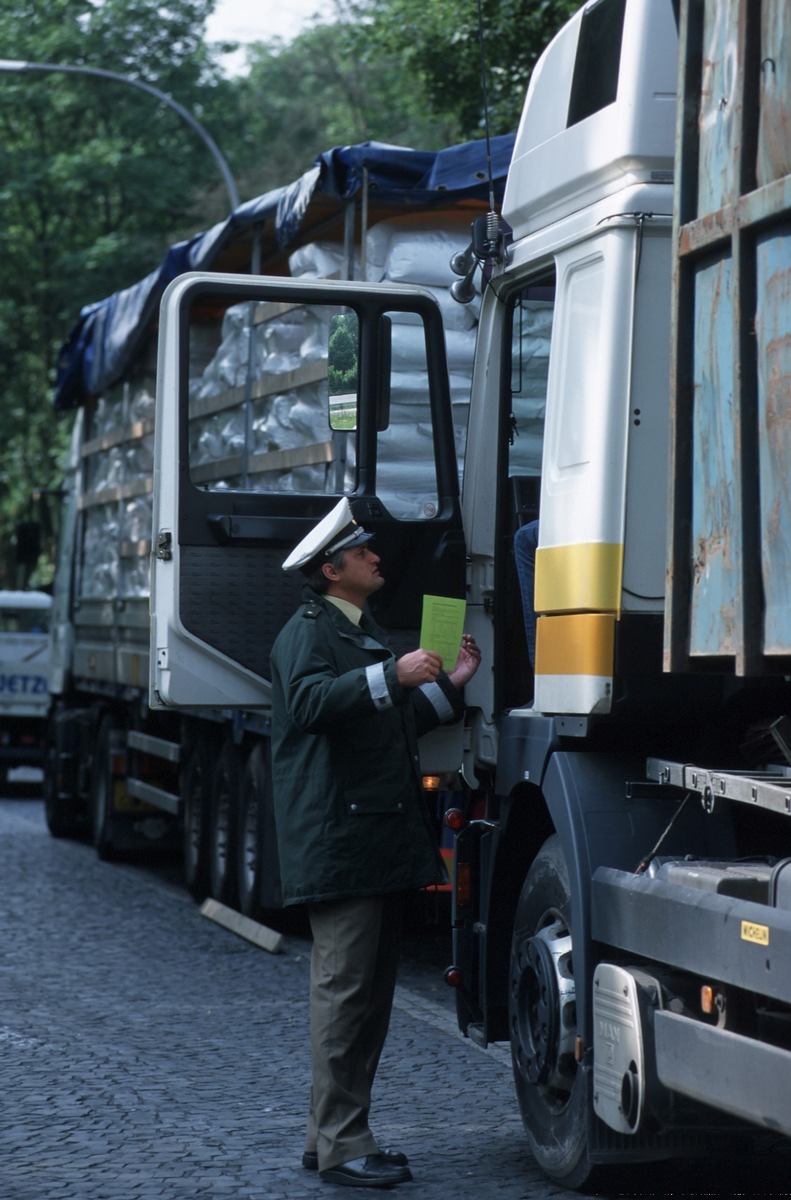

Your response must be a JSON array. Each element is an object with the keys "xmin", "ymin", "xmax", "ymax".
[{"xmin": 514, "ymin": 519, "xmax": 539, "ymax": 667}]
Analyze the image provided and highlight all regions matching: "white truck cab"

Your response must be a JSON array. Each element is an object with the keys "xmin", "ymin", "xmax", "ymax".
[{"xmin": 0, "ymin": 590, "xmax": 52, "ymax": 780}]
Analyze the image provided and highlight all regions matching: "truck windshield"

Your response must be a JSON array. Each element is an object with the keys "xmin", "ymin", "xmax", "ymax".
[{"xmin": 0, "ymin": 608, "xmax": 49, "ymax": 633}]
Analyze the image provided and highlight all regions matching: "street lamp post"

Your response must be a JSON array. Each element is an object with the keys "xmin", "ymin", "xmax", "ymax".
[{"xmin": 0, "ymin": 58, "xmax": 240, "ymax": 212}]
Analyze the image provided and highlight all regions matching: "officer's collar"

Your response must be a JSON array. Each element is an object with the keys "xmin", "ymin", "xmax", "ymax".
[{"xmin": 324, "ymin": 594, "xmax": 363, "ymax": 627}]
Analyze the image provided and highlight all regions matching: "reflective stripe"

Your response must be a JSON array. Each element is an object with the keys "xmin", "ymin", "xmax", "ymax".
[
  {"xmin": 533, "ymin": 612, "xmax": 615, "ymax": 716},
  {"xmin": 533, "ymin": 674, "xmax": 613, "ymax": 716},
  {"xmin": 365, "ymin": 662, "xmax": 392, "ymax": 710},
  {"xmin": 419, "ymin": 681, "xmax": 455, "ymax": 723},
  {"xmin": 534, "ymin": 542, "xmax": 623, "ymax": 614}
]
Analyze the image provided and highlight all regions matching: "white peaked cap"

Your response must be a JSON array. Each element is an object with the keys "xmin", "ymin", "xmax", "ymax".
[{"xmin": 282, "ymin": 498, "xmax": 373, "ymax": 572}]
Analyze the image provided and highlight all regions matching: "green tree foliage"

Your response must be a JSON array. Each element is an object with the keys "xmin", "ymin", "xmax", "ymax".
[
  {"xmin": 233, "ymin": 16, "xmax": 452, "ymax": 200},
  {"xmin": 356, "ymin": 0, "xmax": 581, "ymax": 140},
  {"xmin": 0, "ymin": 0, "xmax": 240, "ymax": 584},
  {"xmin": 328, "ymin": 314, "xmax": 359, "ymax": 396},
  {"xmin": 235, "ymin": 0, "xmax": 580, "ymax": 191},
  {"xmin": 0, "ymin": 0, "xmax": 579, "ymax": 585}
]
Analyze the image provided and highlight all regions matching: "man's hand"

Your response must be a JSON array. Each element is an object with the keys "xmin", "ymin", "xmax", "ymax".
[
  {"xmin": 396, "ymin": 649, "xmax": 443, "ymax": 688},
  {"xmin": 447, "ymin": 634, "xmax": 482, "ymax": 689}
]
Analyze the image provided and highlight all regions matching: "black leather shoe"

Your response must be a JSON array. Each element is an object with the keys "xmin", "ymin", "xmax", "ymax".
[
  {"xmin": 303, "ymin": 1148, "xmax": 409, "ymax": 1171},
  {"xmin": 319, "ymin": 1153, "xmax": 413, "ymax": 1187}
]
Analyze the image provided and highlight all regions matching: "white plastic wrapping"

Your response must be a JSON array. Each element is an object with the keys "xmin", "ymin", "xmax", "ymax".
[
  {"xmin": 81, "ymin": 372, "xmax": 159, "ymax": 602},
  {"xmin": 288, "ymin": 241, "xmax": 346, "ymax": 280},
  {"xmin": 188, "ymin": 303, "xmax": 335, "ymax": 492},
  {"xmin": 81, "ymin": 504, "xmax": 119, "ymax": 599},
  {"xmin": 367, "ymin": 216, "xmax": 478, "ymax": 511},
  {"xmin": 285, "ymin": 217, "xmax": 481, "ymax": 514},
  {"xmin": 365, "ymin": 213, "xmax": 476, "ymax": 287},
  {"xmin": 82, "ymin": 214, "xmax": 485, "ymax": 601}
]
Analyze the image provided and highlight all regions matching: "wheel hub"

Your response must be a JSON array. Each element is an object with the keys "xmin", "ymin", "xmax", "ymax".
[{"xmin": 511, "ymin": 917, "xmax": 576, "ymax": 1092}]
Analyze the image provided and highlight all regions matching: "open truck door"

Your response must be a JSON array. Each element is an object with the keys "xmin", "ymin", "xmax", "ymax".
[{"xmin": 150, "ymin": 272, "xmax": 467, "ymax": 731}]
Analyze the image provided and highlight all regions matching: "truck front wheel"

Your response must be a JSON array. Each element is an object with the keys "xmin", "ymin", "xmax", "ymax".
[{"xmin": 509, "ymin": 834, "xmax": 590, "ymax": 1188}]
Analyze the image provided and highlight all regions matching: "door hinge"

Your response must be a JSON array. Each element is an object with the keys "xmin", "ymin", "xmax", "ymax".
[{"xmin": 156, "ymin": 530, "xmax": 173, "ymax": 561}]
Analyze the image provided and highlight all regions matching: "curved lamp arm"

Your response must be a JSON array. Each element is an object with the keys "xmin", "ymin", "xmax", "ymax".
[{"xmin": 0, "ymin": 58, "xmax": 240, "ymax": 212}]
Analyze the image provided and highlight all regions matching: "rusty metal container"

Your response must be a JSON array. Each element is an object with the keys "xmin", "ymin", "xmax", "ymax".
[{"xmin": 666, "ymin": 0, "xmax": 791, "ymax": 674}]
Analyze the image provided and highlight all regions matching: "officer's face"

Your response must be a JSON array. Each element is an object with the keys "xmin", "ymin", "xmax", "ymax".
[{"xmin": 325, "ymin": 545, "xmax": 384, "ymax": 604}]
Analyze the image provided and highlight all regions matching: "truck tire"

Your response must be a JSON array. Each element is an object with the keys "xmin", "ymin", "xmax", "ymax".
[
  {"xmin": 237, "ymin": 743, "xmax": 269, "ymax": 920},
  {"xmin": 43, "ymin": 720, "xmax": 81, "ymax": 840},
  {"xmin": 181, "ymin": 736, "xmax": 213, "ymax": 900},
  {"xmin": 209, "ymin": 739, "xmax": 243, "ymax": 907},
  {"xmin": 509, "ymin": 834, "xmax": 591, "ymax": 1188},
  {"xmin": 90, "ymin": 716, "xmax": 121, "ymax": 862}
]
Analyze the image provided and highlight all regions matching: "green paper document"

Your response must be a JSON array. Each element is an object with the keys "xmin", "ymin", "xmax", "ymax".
[{"xmin": 419, "ymin": 594, "xmax": 466, "ymax": 668}]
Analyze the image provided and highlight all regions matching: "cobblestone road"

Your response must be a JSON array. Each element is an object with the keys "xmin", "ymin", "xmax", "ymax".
[{"xmin": 2, "ymin": 793, "xmax": 791, "ymax": 1199}]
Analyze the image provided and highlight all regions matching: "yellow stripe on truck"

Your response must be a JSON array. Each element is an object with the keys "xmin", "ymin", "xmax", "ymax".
[
  {"xmin": 534, "ymin": 542, "xmax": 623, "ymax": 615},
  {"xmin": 534, "ymin": 613, "xmax": 615, "ymax": 676},
  {"xmin": 533, "ymin": 613, "xmax": 616, "ymax": 715}
]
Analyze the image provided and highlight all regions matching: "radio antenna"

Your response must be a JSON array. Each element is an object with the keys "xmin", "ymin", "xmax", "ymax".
[
  {"xmin": 477, "ymin": 0, "xmax": 497, "ymax": 216},
  {"xmin": 476, "ymin": 0, "xmax": 502, "ymax": 261},
  {"xmin": 450, "ymin": 0, "xmax": 502, "ymax": 301}
]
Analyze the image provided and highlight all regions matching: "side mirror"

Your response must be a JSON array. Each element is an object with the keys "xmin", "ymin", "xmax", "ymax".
[
  {"xmin": 328, "ymin": 312, "xmax": 359, "ymax": 431},
  {"xmin": 327, "ymin": 311, "xmax": 392, "ymax": 432}
]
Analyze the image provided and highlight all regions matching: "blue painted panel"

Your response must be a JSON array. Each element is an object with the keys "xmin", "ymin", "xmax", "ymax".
[
  {"xmin": 689, "ymin": 254, "xmax": 741, "ymax": 656},
  {"xmin": 697, "ymin": 0, "xmax": 740, "ymax": 217},
  {"xmin": 756, "ymin": 228, "xmax": 791, "ymax": 653},
  {"xmin": 670, "ymin": 0, "xmax": 791, "ymax": 673},
  {"xmin": 757, "ymin": 4, "xmax": 791, "ymax": 187}
]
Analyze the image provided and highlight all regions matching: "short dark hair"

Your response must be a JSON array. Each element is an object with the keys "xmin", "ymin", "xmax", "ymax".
[{"xmin": 303, "ymin": 548, "xmax": 346, "ymax": 594}]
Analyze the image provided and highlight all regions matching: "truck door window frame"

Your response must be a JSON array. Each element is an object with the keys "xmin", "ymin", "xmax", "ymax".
[
  {"xmin": 151, "ymin": 274, "xmax": 466, "ymax": 704},
  {"xmin": 496, "ymin": 274, "xmax": 556, "ymax": 713}
]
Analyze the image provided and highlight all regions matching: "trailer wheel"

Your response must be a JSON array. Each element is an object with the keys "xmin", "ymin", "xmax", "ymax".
[
  {"xmin": 237, "ymin": 743, "xmax": 269, "ymax": 920},
  {"xmin": 509, "ymin": 834, "xmax": 591, "ymax": 1188},
  {"xmin": 209, "ymin": 740, "xmax": 243, "ymax": 906},
  {"xmin": 43, "ymin": 720, "xmax": 81, "ymax": 839},
  {"xmin": 181, "ymin": 736, "xmax": 213, "ymax": 900},
  {"xmin": 90, "ymin": 716, "xmax": 121, "ymax": 861}
]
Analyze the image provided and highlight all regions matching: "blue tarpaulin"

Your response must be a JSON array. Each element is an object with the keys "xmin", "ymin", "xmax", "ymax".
[{"xmin": 53, "ymin": 134, "xmax": 515, "ymax": 411}]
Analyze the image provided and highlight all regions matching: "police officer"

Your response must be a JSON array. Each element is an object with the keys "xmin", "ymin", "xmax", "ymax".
[{"xmin": 271, "ymin": 498, "xmax": 480, "ymax": 1188}]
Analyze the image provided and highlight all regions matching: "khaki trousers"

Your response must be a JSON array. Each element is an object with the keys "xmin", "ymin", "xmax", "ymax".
[{"xmin": 305, "ymin": 893, "xmax": 406, "ymax": 1171}]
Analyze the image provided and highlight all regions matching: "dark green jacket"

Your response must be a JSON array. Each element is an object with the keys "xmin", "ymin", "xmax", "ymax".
[{"xmin": 270, "ymin": 588, "xmax": 464, "ymax": 907}]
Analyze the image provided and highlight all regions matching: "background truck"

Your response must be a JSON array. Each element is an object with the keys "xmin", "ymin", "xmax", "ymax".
[
  {"xmin": 139, "ymin": 0, "xmax": 791, "ymax": 1188},
  {"xmin": 44, "ymin": 136, "xmax": 511, "ymax": 908},
  {"xmin": 0, "ymin": 589, "xmax": 51, "ymax": 784}
]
